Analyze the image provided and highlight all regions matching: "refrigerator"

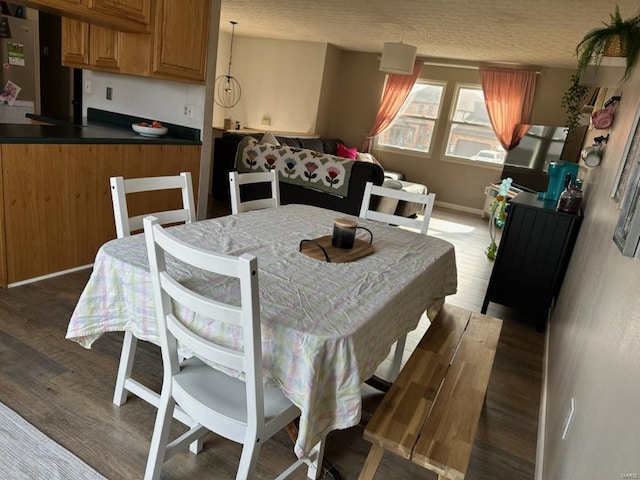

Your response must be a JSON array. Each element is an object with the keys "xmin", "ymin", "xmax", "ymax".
[{"xmin": 0, "ymin": 16, "xmax": 39, "ymax": 123}]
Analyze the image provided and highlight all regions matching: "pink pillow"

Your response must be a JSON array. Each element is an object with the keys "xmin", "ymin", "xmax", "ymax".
[{"xmin": 337, "ymin": 143, "xmax": 358, "ymax": 160}]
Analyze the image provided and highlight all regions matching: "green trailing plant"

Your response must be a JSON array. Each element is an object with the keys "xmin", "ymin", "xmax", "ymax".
[
  {"xmin": 561, "ymin": 72, "xmax": 590, "ymax": 139},
  {"xmin": 576, "ymin": 5, "xmax": 640, "ymax": 81}
]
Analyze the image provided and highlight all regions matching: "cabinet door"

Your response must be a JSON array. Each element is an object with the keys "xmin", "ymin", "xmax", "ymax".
[
  {"xmin": 18, "ymin": 0, "xmax": 149, "ymax": 32},
  {"xmin": 89, "ymin": 24, "xmax": 120, "ymax": 70},
  {"xmin": 152, "ymin": 0, "xmax": 210, "ymax": 83},
  {"xmin": 89, "ymin": 0, "xmax": 151, "ymax": 26},
  {"xmin": 61, "ymin": 17, "xmax": 89, "ymax": 67}
]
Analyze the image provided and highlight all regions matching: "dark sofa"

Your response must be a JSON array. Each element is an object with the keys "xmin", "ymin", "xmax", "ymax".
[{"xmin": 212, "ymin": 132, "xmax": 385, "ymax": 216}]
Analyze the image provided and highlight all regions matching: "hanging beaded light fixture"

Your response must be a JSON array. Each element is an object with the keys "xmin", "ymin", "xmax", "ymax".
[{"xmin": 215, "ymin": 21, "xmax": 242, "ymax": 108}]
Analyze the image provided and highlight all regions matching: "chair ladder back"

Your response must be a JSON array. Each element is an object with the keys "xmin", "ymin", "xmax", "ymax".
[
  {"xmin": 110, "ymin": 172, "xmax": 196, "ymax": 238},
  {"xmin": 360, "ymin": 181, "xmax": 436, "ymax": 235},
  {"xmin": 229, "ymin": 171, "xmax": 280, "ymax": 214},
  {"xmin": 146, "ymin": 216, "xmax": 261, "ymax": 377}
]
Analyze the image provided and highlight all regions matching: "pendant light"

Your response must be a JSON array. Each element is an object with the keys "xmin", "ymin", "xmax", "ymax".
[
  {"xmin": 379, "ymin": 40, "xmax": 417, "ymax": 75},
  {"xmin": 215, "ymin": 21, "xmax": 242, "ymax": 108}
]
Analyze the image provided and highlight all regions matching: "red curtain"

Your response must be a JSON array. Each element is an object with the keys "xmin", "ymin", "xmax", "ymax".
[
  {"xmin": 361, "ymin": 61, "xmax": 423, "ymax": 153},
  {"xmin": 479, "ymin": 67, "xmax": 537, "ymax": 151}
]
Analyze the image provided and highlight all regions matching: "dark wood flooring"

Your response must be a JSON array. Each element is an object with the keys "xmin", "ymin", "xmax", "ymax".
[{"xmin": 0, "ymin": 201, "xmax": 544, "ymax": 480}]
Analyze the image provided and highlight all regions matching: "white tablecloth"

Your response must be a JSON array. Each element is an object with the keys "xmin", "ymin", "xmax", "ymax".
[{"xmin": 66, "ymin": 204, "xmax": 457, "ymax": 458}]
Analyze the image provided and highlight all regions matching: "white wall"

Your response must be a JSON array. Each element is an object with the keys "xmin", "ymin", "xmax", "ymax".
[
  {"xmin": 83, "ymin": 71, "xmax": 207, "ymax": 130},
  {"xmin": 541, "ymin": 66, "xmax": 640, "ymax": 478},
  {"xmin": 213, "ymin": 35, "xmax": 327, "ymax": 133}
]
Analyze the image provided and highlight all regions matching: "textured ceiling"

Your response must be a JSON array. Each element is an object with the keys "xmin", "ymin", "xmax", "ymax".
[{"xmin": 219, "ymin": 0, "xmax": 640, "ymax": 69}]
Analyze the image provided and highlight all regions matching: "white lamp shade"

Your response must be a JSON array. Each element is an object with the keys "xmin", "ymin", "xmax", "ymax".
[{"xmin": 380, "ymin": 42, "xmax": 417, "ymax": 75}]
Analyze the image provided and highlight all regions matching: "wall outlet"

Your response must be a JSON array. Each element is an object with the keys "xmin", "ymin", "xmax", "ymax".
[
  {"xmin": 183, "ymin": 104, "xmax": 194, "ymax": 118},
  {"xmin": 106, "ymin": 87, "xmax": 113, "ymax": 101},
  {"xmin": 84, "ymin": 80, "xmax": 92, "ymax": 94},
  {"xmin": 561, "ymin": 397, "xmax": 575, "ymax": 440}
]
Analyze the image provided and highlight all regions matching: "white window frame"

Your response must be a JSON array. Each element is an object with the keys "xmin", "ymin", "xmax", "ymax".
[
  {"xmin": 375, "ymin": 79, "xmax": 446, "ymax": 157},
  {"xmin": 442, "ymin": 83, "xmax": 504, "ymax": 169}
]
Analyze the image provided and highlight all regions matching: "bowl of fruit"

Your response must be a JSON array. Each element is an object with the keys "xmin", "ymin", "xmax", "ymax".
[{"xmin": 132, "ymin": 120, "xmax": 168, "ymax": 137}]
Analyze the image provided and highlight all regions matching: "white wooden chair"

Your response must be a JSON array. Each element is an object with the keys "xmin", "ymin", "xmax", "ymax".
[
  {"xmin": 143, "ymin": 216, "xmax": 324, "ymax": 480},
  {"xmin": 359, "ymin": 181, "xmax": 436, "ymax": 235},
  {"xmin": 110, "ymin": 172, "xmax": 196, "ymax": 238},
  {"xmin": 110, "ymin": 172, "xmax": 197, "ymax": 408},
  {"xmin": 359, "ymin": 181, "xmax": 436, "ymax": 381},
  {"xmin": 229, "ymin": 170, "xmax": 280, "ymax": 214}
]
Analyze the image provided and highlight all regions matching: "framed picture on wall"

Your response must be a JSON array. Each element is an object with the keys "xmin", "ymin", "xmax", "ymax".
[
  {"xmin": 613, "ymin": 134, "xmax": 640, "ymax": 257},
  {"xmin": 611, "ymin": 104, "xmax": 640, "ymax": 205}
]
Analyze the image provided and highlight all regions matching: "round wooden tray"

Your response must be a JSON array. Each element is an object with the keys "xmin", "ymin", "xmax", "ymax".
[{"xmin": 299, "ymin": 235, "xmax": 375, "ymax": 263}]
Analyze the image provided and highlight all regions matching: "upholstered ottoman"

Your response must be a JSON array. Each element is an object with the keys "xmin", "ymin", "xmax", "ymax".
[{"xmin": 376, "ymin": 177, "xmax": 429, "ymax": 218}]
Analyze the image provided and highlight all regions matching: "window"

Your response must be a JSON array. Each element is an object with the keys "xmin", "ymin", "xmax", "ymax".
[
  {"xmin": 377, "ymin": 81, "xmax": 445, "ymax": 154},
  {"xmin": 444, "ymin": 85, "xmax": 504, "ymax": 164}
]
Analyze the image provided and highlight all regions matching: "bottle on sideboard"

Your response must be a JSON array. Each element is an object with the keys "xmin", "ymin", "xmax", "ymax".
[{"xmin": 557, "ymin": 174, "xmax": 583, "ymax": 214}]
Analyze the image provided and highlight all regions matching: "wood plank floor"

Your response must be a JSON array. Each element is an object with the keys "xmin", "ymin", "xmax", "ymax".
[{"xmin": 0, "ymin": 202, "xmax": 544, "ymax": 480}]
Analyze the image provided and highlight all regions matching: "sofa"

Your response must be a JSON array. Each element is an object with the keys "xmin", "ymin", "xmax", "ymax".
[{"xmin": 212, "ymin": 132, "xmax": 386, "ymax": 216}]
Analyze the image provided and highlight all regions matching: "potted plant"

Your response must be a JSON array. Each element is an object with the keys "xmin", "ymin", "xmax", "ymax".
[
  {"xmin": 562, "ymin": 5, "xmax": 640, "ymax": 137},
  {"xmin": 576, "ymin": 5, "xmax": 640, "ymax": 80},
  {"xmin": 561, "ymin": 72, "xmax": 590, "ymax": 139}
]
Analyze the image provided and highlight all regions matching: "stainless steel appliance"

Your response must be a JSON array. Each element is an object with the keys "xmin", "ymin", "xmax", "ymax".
[{"xmin": 0, "ymin": 16, "xmax": 39, "ymax": 123}]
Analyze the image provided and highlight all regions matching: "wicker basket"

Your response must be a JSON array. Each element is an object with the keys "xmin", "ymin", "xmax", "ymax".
[{"xmin": 603, "ymin": 35, "xmax": 627, "ymax": 57}]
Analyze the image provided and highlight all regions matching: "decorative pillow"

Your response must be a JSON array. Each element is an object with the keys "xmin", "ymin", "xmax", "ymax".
[
  {"xmin": 357, "ymin": 151, "xmax": 384, "ymax": 167},
  {"xmin": 337, "ymin": 143, "xmax": 358, "ymax": 160},
  {"xmin": 260, "ymin": 131, "xmax": 280, "ymax": 146}
]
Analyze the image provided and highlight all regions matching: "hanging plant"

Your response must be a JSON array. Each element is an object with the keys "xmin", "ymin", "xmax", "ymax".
[
  {"xmin": 576, "ymin": 5, "xmax": 640, "ymax": 81},
  {"xmin": 561, "ymin": 72, "xmax": 590, "ymax": 139},
  {"xmin": 562, "ymin": 5, "xmax": 640, "ymax": 137}
]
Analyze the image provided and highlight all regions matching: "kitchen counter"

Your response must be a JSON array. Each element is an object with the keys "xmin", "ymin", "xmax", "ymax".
[
  {"xmin": 0, "ymin": 108, "xmax": 202, "ymax": 287},
  {"xmin": 1, "ymin": 108, "xmax": 201, "ymax": 145}
]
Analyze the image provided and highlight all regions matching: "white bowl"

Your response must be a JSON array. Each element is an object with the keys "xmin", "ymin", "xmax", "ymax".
[{"xmin": 132, "ymin": 123, "xmax": 168, "ymax": 137}]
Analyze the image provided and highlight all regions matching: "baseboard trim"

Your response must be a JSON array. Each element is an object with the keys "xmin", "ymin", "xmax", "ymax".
[
  {"xmin": 434, "ymin": 200, "xmax": 484, "ymax": 216},
  {"xmin": 8, "ymin": 264, "xmax": 93, "ymax": 288},
  {"xmin": 534, "ymin": 308, "xmax": 552, "ymax": 480}
]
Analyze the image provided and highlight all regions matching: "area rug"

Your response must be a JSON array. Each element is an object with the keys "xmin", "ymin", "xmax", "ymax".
[{"xmin": 0, "ymin": 402, "xmax": 106, "ymax": 480}]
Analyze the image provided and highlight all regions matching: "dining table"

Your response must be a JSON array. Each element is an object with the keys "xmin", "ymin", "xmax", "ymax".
[{"xmin": 66, "ymin": 204, "xmax": 457, "ymax": 461}]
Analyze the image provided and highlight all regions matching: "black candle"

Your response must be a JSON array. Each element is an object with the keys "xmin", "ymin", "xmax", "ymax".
[{"xmin": 332, "ymin": 218, "xmax": 357, "ymax": 249}]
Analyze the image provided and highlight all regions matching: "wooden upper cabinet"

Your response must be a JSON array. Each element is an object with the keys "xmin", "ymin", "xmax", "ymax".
[
  {"xmin": 60, "ymin": 0, "xmax": 210, "ymax": 84},
  {"xmin": 61, "ymin": 17, "xmax": 89, "ymax": 67},
  {"xmin": 89, "ymin": 0, "xmax": 151, "ymax": 26},
  {"xmin": 17, "ymin": 0, "xmax": 151, "ymax": 32},
  {"xmin": 89, "ymin": 25, "xmax": 120, "ymax": 70},
  {"xmin": 152, "ymin": 0, "xmax": 210, "ymax": 83}
]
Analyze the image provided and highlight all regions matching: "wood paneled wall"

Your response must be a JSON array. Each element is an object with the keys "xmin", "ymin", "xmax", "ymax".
[{"xmin": 0, "ymin": 143, "xmax": 201, "ymax": 286}]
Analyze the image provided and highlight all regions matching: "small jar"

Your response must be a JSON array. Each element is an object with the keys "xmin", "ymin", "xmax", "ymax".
[
  {"xmin": 557, "ymin": 185, "xmax": 583, "ymax": 214},
  {"xmin": 332, "ymin": 218, "xmax": 357, "ymax": 249}
]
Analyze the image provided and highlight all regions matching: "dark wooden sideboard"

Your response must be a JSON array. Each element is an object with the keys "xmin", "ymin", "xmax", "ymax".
[{"xmin": 481, "ymin": 192, "xmax": 582, "ymax": 331}]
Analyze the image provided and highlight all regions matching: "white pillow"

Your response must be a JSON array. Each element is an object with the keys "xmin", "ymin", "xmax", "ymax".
[
  {"xmin": 260, "ymin": 132, "xmax": 280, "ymax": 146},
  {"xmin": 357, "ymin": 152, "xmax": 383, "ymax": 167}
]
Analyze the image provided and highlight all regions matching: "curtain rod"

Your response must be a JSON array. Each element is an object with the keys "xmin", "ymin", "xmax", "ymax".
[{"xmin": 422, "ymin": 61, "xmax": 542, "ymax": 74}]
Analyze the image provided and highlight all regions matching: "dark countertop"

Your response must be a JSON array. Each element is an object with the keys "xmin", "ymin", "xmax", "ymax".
[{"xmin": 0, "ymin": 108, "xmax": 201, "ymax": 145}]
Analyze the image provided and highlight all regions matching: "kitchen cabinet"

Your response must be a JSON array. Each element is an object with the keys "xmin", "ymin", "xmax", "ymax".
[
  {"xmin": 15, "ymin": 0, "xmax": 151, "ymax": 32},
  {"xmin": 481, "ymin": 192, "xmax": 582, "ymax": 331},
  {"xmin": 151, "ymin": 0, "xmax": 210, "ymax": 82},
  {"xmin": 0, "ymin": 143, "xmax": 201, "ymax": 286},
  {"xmin": 61, "ymin": 0, "xmax": 210, "ymax": 83},
  {"xmin": 61, "ymin": 17, "xmax": 89, "ymax": 66}
]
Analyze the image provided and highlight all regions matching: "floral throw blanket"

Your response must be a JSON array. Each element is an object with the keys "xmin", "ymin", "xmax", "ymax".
[{"xmin": 235, "ymin": 136, "xmax": 354, "ymax": 197}]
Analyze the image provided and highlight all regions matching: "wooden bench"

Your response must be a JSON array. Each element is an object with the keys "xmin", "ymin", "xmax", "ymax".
[{"xmin": 358, "ymin": 304, "xmax": 503, "ymax": 480}]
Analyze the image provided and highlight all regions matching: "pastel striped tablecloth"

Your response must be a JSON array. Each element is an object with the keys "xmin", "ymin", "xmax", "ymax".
[{"xmin": 66, "ymin": 204, "xmax": 457, "ymax": 459}]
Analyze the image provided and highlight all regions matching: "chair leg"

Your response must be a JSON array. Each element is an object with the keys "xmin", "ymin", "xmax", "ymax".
[
  {"xmin": 235, "ymin": 438, "xmax": 261, "ymax": 480},
  {"xmin": 306, "ymin": 435, "xmax": 326, "ymax": 480},
  {"xmin": 144, "ymin": 393, "xmax": 176, "ymax": 480},
  {"xmin": 113, "ymin": 330, "xmax": 137, "ymax": 406},
  {"xmin": 389, "ymin": 333, "xmax": 407, "ymax": 381}
]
